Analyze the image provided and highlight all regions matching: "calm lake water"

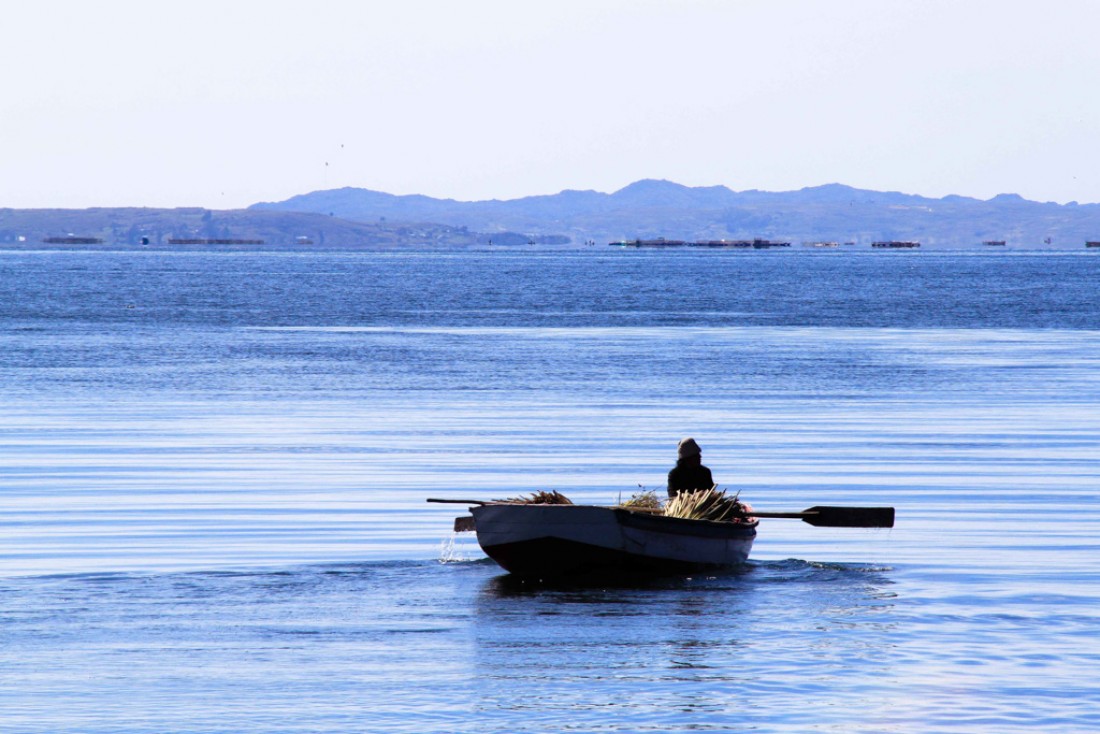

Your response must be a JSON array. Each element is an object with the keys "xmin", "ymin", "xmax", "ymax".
[{"xmin": 2, "ymin": 248, "xmax": 1099, "ymax": 732}]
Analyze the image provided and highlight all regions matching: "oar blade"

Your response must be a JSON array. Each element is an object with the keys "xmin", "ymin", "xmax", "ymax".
[{"xmin": 803, "ymin": 506, "xmax": 894, "ymax": 528}]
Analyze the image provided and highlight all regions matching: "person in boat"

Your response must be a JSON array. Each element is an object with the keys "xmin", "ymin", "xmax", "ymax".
[{"xmin": 667, "ymin": 437, "xmax": 714, "ymax": 498}]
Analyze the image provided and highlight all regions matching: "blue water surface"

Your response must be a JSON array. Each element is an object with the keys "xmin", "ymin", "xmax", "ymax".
[{"xmin": 1, "ymin": 248, "xmax": 1099, "ymax": 732}]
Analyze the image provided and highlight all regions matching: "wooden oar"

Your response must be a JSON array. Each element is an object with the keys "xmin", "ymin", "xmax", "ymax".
[
  {"xmin": 426, "ymin": 498, "xmax": 894, "ymax": 528},
  {"xmin": 427, "ymin": 498, "xmax": 488, "ymax": 505},
  {"xmin": 747, "ymin": 506, "xmax": 894, "ymax": 528}
]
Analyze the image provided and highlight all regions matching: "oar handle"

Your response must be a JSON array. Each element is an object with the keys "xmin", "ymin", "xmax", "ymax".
[{"xmin": 426, "ymin": 498, "xmax": 488, "ymax": 505}]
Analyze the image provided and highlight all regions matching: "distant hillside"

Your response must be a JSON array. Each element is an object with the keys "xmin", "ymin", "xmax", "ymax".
[
  {"xmin": 252, "ymin": 179, "xmax": 1100, "ymax": 248},
  {"xmin": 0, "ymin": 208, "xmax": 493, "ymax": 248}
]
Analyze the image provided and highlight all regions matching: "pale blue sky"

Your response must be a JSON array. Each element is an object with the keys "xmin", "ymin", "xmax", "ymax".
[{"xmin": 3, "ymin": 0, "xmax": 1099, "ymax": 208}]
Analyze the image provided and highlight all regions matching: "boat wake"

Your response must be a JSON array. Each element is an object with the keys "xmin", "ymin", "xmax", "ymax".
[{"xmin": 438, "ymin": 532, "xmax": 481, "ymax": 564}]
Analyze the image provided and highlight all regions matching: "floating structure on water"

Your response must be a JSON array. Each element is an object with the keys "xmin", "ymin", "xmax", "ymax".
[
  {"xmin": 429, "ymin": 495, "xmax": 894, "ymax": 579},
  {"xmin": 167, "ymin": 238, "xmax": 265, "ymax": 245},
  {"xmin": 610, "ymin": 238, "xmax": 689, "ymax": 248},
  {"xmin": 1087, "ymin": 241, "xmax": 1100, "ymax": 248},
  {"xmin": 42, "ymin": 236, "xmax": 103, "ymax": 244},
  {"xmin": 984, "ymin": 240, "xmax": 1006, "ymax": 247},
  {"xmin": 608, "ymin": 238, "xmax": 791, "ymax": 249},
  {"xmin": 871, "ymin": 241, "xmax": 921, "ymax": 249},
  {"xmin": 803, "ymin": 241, "xmax": 840, "ymax": 248},
  {"xmin": 457, "ymin": 503, "xmax": 758, "ymax": 577},
  {"xmin": 694, "ymin": 239, "xmax": 749, "ymax": 248}
]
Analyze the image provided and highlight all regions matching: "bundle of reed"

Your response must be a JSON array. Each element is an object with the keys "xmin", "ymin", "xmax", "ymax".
[
  {"xmin": 498, "ymin": 490, "xmax": 573, "ymax": 505},
  {"xmin": 664, "ymin": 487, "xmax": 747, "ymax": 522},
  {"xmin": 618, "ymin": 489, "xmax": 662, "ymax": 510}
]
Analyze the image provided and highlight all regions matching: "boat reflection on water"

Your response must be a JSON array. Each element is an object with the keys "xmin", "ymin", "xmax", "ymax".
[{"xmin": 479, "ymin": 559, "xmax": 757, "ymax": 594}]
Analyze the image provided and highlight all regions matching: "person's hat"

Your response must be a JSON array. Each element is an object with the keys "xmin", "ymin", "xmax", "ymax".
[{"xmin": 677, "ymin": 437, "xmax": 701, "ymax": 458}]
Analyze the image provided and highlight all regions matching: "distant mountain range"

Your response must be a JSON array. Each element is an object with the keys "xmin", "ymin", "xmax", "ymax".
[
  {"xmin": 252, "ymin": 179, "xmax": 1100, "ymax": 248},
  {"xmin": 4, "ymin": 180, "xmax": 1100, "ymax": 248}
]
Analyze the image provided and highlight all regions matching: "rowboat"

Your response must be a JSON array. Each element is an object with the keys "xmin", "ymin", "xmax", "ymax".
[
  {"xmin": 465, "ymin": 503, "xmax": 757, "ymax": 578},
  {"xmin": 428, "ymin": 499, "xmax": 894, "ymax": 579}
]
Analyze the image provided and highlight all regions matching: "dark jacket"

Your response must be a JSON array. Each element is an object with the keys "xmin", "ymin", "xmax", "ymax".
[{"xmin": 667, "ymin": 462, "xmax": 714, "ymax": 498}]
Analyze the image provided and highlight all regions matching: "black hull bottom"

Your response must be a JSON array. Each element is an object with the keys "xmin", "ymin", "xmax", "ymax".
[{"xmin": 481, "ymin": 536, "xmax": 741, "ymax": 580}]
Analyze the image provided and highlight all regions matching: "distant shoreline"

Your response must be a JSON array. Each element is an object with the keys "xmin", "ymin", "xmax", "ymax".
[
  {"xmin": 4, "ymin": 179, "xmax": 1100, "ymax": 249},
  {"xmin": 4, "ymin": 241, "xmax": 1099, "ymax": 253}
]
